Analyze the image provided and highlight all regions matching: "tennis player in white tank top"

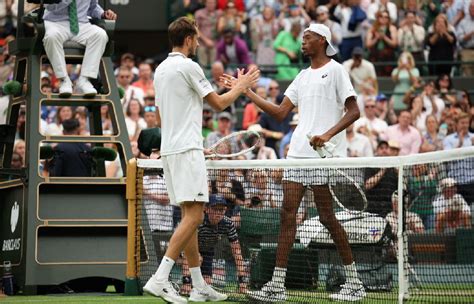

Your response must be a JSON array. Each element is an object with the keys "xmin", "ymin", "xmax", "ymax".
[
  {"xmin": 143, "ymin": 17, "xmax": 259, "ymax": 304},
  {"xmin": 242, "ymin": 24, "xmax": 367, "ymax": 302}
]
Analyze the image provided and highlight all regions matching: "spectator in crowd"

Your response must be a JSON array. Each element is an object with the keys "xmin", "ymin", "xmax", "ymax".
[
  {"xmin": 242, "ymin": 86, "xmax": 264, "ymax": 130},
  {"xmin": 367, "ymin": 0, "xmax": 398, "ymax": 23},
  {"xmin": 342, "ymin": 47, "xmax": 377, "ymax": 95},
  {"xmin": 13, "ymin": 139, "xmax": 25, "ymax": 167},
  {"xmin": 382, "ymin": 110, "xmax": 422, "ymax": 155},
  {"xmin": 420, "ymin": 81, "xmax": 445, "ymax": 122},
  {"xmin": 251, "ymin": 6, "xmax": 279, "ymax": 66},
  {"xmin": 421, "ymin": 0, "xmax": 441, "ymax": 29},
  {"xmin": 116, "ymin": 53, "xmax": 139, "ymax": 81},
  {"xmin": 388, "ymin": 140, "xmax": 401, "ymax": 156},
  {"xmin": 125, "ymin": 98, "xmax": 146, "ymax": 141},
  {"xmin": 143, "ymin": 171, "xmax": 174, "ymax": 261},
  {"xmin": 385, "ymin": 190, "xmax": 424, "ymax": 254},
  {"xmin": 420, "ymin": 114, "xmax": 444, "ymax": 152},
  {"xmin": 365, "ymin": 141, "xmax": 398, "ymax": 215},
  {"xmin": 346, "ymin": 123, "xmax": 373, "ymax": 157},
  {"xmin": 391, "ymin": 51, "xmax": 421, "ymax": 111},
  {"xmin": 100, "ymin": 105, "xmax": 113, "ymax": 135},
  {"xmin": 217, "ymin": 1, "xmax": 243, "ymax": 35},
  {"xmin": 217, "ymin": 0, "xmax": 246, "ymax": 13},
  {"xmin": 425, "ymin": 14, "xmax": 456, "ymax": 75},
  {"xmin": 433, "ymin": 178, "xmax": 471, "ymax": 233},
  {"xmin": 279, "ymin": 3, "xmax": 311, "ymax": 36},
  {"xmin": 456, "ymin": 0, "xmax": 474, "ymax": 76},
  {"xmin": 273, "ymin": 22, "xmax": 302, "ymax": 80},
  {"xmin": 0, "ymin": 46, "xmax": 13, "ymax": 88},
  {"xmin": 398, "ymin": 11, "xmax": 426, "ymax": 71},
  {"xmin": 194, "ymin": 0, "xmax": 221, "ymax": 67},
  {"xmin": 458, "ymin": 90, "xmax": 472, "ymax": 116},
  {"xmin": 334, "ymin": 0, "xmax": 366, "ymax": 61},
  {"xmin": 408, "ymin": 163, "xmax": 438, "ymax": 230},
  {"xmin": 75, "ymin": 107, "xmax": 90, "ymax": 135},
  {"xmin": 279, "ymin": 113, "xmax": 298, "ymax": 159},
  {"xmin": 246, "ymin": 124, "xmax": 277, "ymax": 160},
  {"xmin": 355, "ymin": 98, "xmax": 388, "ymax": 149},
  {"xmin": 435, "ymin": 74, "xmax": 457, "ymax": 107},
  {"xmin": 246, "ymin": 0, "xmax": 279, "ymax": 19},
  {"xmin": 206, "ymin": 112, "xmax": 239, "ymax": 153},
  {"xmin": 375, "ymin": 93, "xmax": 397, "ymax": 124},
  {"xmin": 117, "ymin": 66, "xmax": 145, "ymax": 109},
  {"xmin": 400, "ymin": 0, "xmax": 426, "ymax": 27},
  {"xmin": 45, "ymin": 106, "xmax": 74, "ymax": 136},
  {"xmin": 202, "ymin": 103, "xmax": 216, "ymax": 139},
  {"xmin": 443, "ymin": 112, "xmax": 474, "ymax": 204},
  {"xmin": 315, "ymin": 5, "xmax": 342, "ymax": 59},
  {"xmin": 258, "ymin": 98, "xmax": 290, "ymax": 155},
  {"xmin": 181, "ymin": 194, "xmax": 248, "ymax": 294},
  {"xmin": 49, "ymin": 119, "xmax": 92, "ymax": 177},
  {"xmin": 43, "ymin": 0, "xmax": 116, "ymax": 97},
  {"xmin": 144, "ymin": 105, "xmax": 159, "ymax": 129},
  {"xmin": 267, "ymin": 80, "xmax": 283, "ymax": 104},
  {"xmin": 132, "ymin": 62, "xmax": 154, "ymax": 94},
  {"xmin": 366, "ymin": 11, "xmax": 398, "ymax": 77},
  {"xmin": 245, "ymin": 169, "xmax": 277, "ymax": 207},
  {"xmin": 210, "ymin": 61, "xmax": 226, "ymax": 94},
  {"xmin": 10, "ymin": 152, "xmax": 23, "ymax": 169},
  {"xmin": 216, "ymin": 29, "xmax": 252, "ymax": 67}
]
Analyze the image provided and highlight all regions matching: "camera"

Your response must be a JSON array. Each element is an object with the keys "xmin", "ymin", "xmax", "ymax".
[{"xmin": 250, "ymin": 196, "xmax": 262, "ymax": 207}]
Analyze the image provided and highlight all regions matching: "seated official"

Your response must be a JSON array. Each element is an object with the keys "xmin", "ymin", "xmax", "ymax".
[
  {"xmin": 43, "ymin": 0, "xmax": 117, "ymax": 97},
  {"xmin": 49, "ymin": 119, "xmax": 92, "ymax": 177}
]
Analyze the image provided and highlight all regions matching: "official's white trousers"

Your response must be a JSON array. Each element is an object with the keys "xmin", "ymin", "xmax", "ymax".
[{"xmin": 43, "ymin": 20, "xmax": 108, "ymax": 79}]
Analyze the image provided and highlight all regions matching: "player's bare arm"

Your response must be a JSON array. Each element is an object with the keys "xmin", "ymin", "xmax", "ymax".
[
  {"xmin": 309, "ymin": 97, "xmax": 360, "ymax": 148},
  {"xmin": 205, "ymin": 67, "xmax": 260, "ymax": 111}
]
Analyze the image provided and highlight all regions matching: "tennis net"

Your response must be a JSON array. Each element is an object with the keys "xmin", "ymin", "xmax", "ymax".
[{"xmin": 126, "ymin": 147, "xmax": 474, "ymax": 303}]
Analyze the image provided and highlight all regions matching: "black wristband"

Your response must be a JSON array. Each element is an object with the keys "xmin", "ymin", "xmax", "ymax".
[{"xmin": 182, "ymin": 276, "xmax": 192, "ymax": 284}]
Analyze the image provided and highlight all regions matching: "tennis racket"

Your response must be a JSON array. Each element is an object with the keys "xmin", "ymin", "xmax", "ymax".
[
  {"xmin": 206, "ymin": 130, "xmax": 261, "ymax": 159},
  {"xmin": 307, "ymin": 133, "xmax": 368, "ymax": 214}
]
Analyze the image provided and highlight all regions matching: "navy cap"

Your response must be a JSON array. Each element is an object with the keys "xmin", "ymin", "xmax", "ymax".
[
  {"xmin": 208, "ymin": 194, "xmax": 227, "ymax": 207},
  {"xmin": 376, "ymin": 94, "xmax": 388, "ymax": 102}
]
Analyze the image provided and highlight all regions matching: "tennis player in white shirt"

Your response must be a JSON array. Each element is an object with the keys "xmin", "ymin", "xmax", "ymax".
[
  {"xmin": 238, "ymin": 23, "xmax": 366, "ymax": 302},
  {"xmin": 143, "ymin": 17, "xmax": 259, "ymax": 304}
]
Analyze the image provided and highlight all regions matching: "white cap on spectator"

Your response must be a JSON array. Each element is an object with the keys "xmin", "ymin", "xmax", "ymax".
[
  {"xmin": 304, "ymin": 23, "xmax": 337, "ymax": 56},
  {"xmin": 316, "ymin": 5, "xmax": 329, "ymax": 14},
  {"xmin": 440, "ymin": 178, "xmax": 456, "ymax": 190}
]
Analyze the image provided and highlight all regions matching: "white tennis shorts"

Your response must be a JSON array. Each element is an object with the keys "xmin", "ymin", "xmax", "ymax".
[
  {"xmin": 161, "ymin": 149, "xmax": 209, "ymax": 206},
  {"xmin": 282, "ymin": 156, "xmax": 328, "ymax": 185}
]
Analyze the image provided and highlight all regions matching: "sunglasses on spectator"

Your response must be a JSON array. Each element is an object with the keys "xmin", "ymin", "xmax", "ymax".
[
  {"xmin": 144, "ymin": 106, "xmax": 156, "ymax": 112},
  {"xmin": 269, "ymin": 86, "xmax": 279, "ymax": 90},
  {"xmin": 365, "ymin": 105, "xmax": 376, "ymax": 108}
]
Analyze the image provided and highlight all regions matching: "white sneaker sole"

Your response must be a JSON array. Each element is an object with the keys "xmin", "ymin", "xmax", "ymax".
[{"xmin": 143, "ymin": 284, "xmax": 187, "ymax": 304}]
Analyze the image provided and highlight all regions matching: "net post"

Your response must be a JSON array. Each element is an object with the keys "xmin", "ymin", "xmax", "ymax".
[
  {"xmin": 397, "ymin": 164, "xmax": 408, "ymax": 304},
  {"xmin": 124, "ymin": 158, "xmax": 141, "ymax": 296}
]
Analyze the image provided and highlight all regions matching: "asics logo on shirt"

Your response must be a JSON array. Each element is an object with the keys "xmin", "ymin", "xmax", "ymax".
[{"xmin": 322, "ymin": 74, "xmax": 328, "ymax": 78}]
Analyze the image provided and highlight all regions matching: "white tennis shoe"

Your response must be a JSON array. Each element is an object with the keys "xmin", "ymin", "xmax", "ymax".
[
  {"xmin": 143, "ymin": 276, "xmax": 187, "ymax": 304},
  {"xmin": 246, "ymin": 281, "xmax": 287, "ymax": 303},
  {"xmin": 189, "ymin": 284, "xmax": 228, "ymax": 302},
  {"xmin": 58, "ymin": 77, "xmax": 72, "ymax": 98},
  {"xmin": 75, "ymin": 77, "xmax": 97, "ymax": 97},
  {"xmin": 329, "ymin": 281, "xmax": 366, "ymax": 302}
]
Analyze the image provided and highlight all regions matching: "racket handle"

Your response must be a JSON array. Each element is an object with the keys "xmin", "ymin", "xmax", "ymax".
[{"xmin": 306, "ymin": 133, "xmax": 327, "ymax": 158}]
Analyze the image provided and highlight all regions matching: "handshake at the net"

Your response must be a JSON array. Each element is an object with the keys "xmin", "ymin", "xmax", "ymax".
[{"xmin": 220, "ymin": 66, "xmax": 260, "ymax": 94}]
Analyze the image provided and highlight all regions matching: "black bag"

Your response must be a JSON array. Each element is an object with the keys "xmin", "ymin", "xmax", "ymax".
[{"xmin": 326, "ymin": 264, "xmax": 393, "ymax": 292}]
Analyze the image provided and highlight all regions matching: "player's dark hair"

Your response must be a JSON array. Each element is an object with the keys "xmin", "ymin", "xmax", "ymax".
[{"xmin": 168, "ymin": 17, "xmax": 198, "ymax": 48}]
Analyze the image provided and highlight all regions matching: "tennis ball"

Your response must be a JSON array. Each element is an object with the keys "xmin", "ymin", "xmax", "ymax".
[
  {"xmin": 3, "ymin": 80, "xmax": 22, "ymax": 96},
  {"xmin": 118, "ymin": 87, "xmax": 125, "ymax": 99}
]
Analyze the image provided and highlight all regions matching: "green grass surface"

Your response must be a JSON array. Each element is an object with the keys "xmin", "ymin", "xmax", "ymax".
[{"xmin": 1, "ymin": 291, "xmax": 473, "ymax": 304}]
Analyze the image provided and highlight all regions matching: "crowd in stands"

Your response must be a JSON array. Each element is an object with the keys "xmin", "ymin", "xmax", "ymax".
[{"xmin": 0, "ymin": 0, "xmax": 472, "ymax": 235}]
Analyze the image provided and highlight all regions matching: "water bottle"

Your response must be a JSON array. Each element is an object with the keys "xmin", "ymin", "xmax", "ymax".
[
  {"xmin": 2, "ymin": 261, "xmax": 14, "ymax": 295},
  {"xmin": 439, "ymin": 123, "xmax": 448, "ymax": 139}
]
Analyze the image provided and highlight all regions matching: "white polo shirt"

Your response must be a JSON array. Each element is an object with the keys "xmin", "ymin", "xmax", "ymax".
[
  {"xmin": 154, "ymin": 52, "xmax": 214, "ymax": 156},
  {"xmin": 285, "ymin": 59, "xmax": 357, "ymax": 158}
]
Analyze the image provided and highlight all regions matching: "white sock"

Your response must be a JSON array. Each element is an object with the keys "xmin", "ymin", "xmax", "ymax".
[
  {"xmin": 190, "ymin": 267, "xmax": 206, "ymax": 289},
  {"xmin": 154, "ymin": 256, "xmax": 175, "ymax": 282},
  {"xmin": 271, "ymin": 267, "xmax": 287, "ymax": 286},
  {"xmin": 344, "ymin": 262, "xmax": 360, "ymax": 284}
]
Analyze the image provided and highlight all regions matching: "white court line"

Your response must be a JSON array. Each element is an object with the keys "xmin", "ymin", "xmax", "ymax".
[{"xmin": 0, "ymin": 297, "xmax": 157, "ymax": 303}]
